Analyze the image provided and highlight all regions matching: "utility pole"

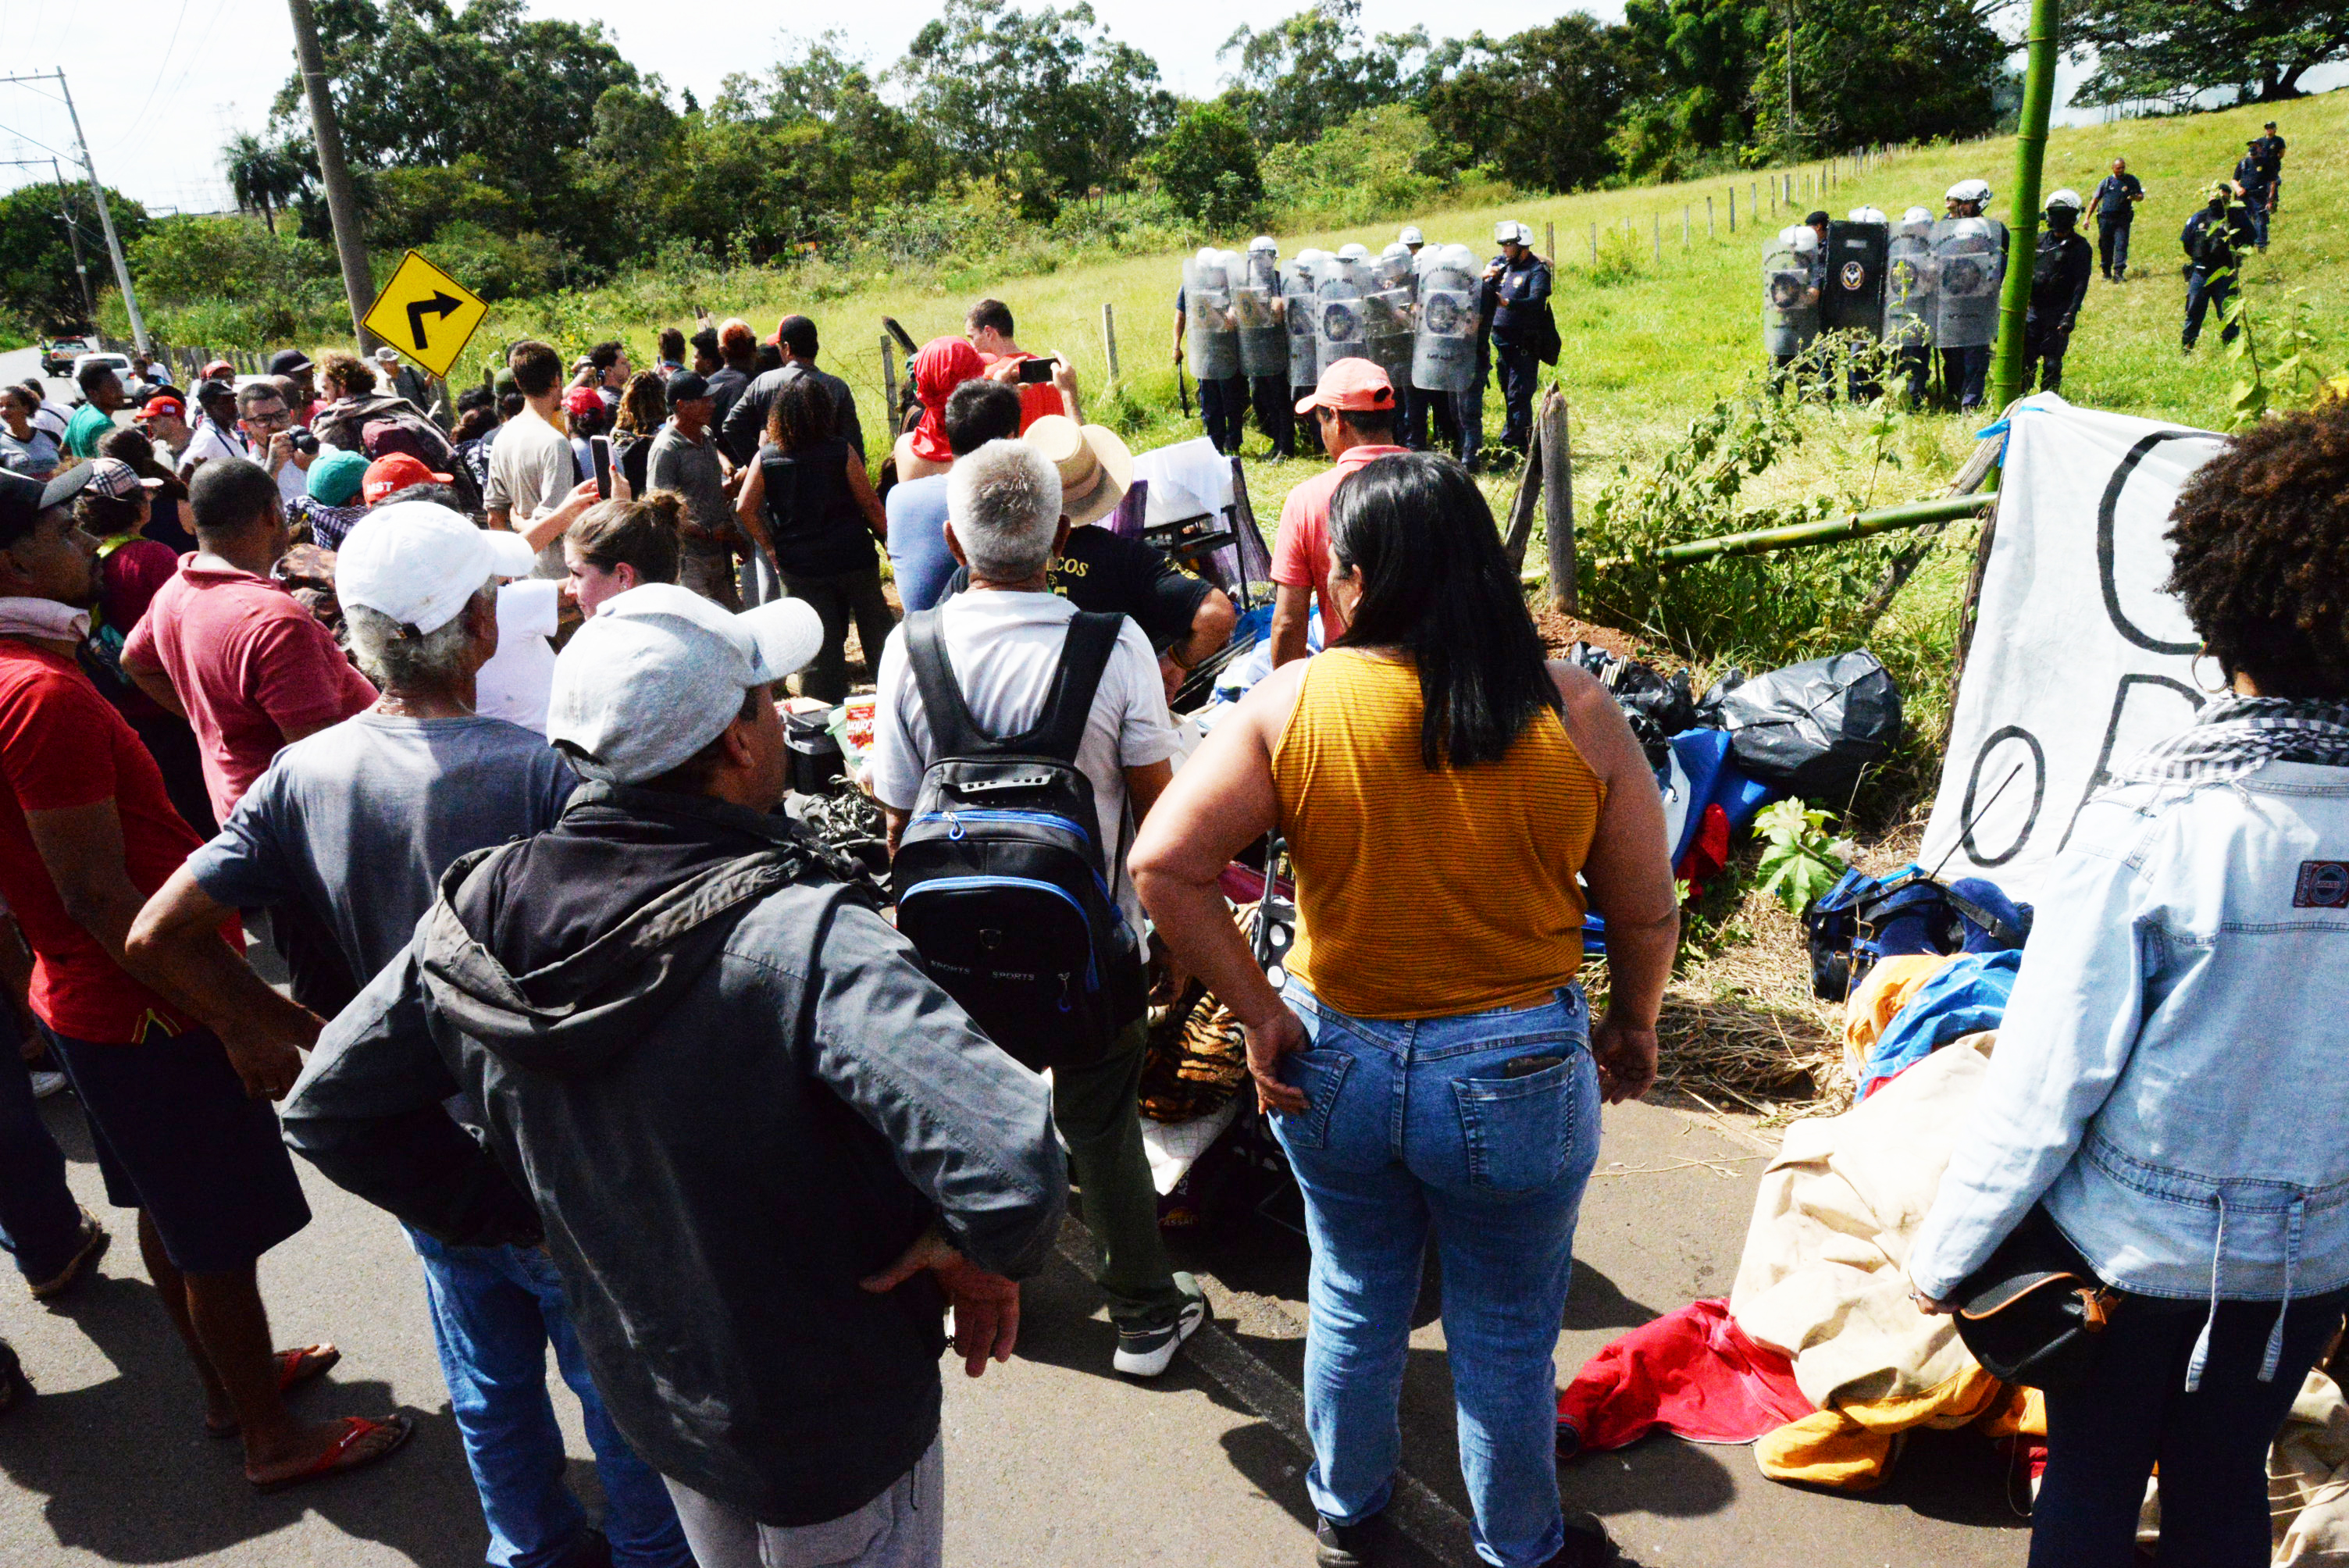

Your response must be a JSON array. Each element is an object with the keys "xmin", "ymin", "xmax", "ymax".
[
  {"xmin": 1986, "ymin": 0, "xmax": 2059, "ymax": 420},
  {"xmin": 286, "ymin": 0, "xmax": 380, "ymax": 351},
  {"xmin": 2, "ymin": 70, "xmax": 153, "ymax": 352},
  {"xmin": 51, "ymin": 160, "xmax": 95, "ymax": 323}
]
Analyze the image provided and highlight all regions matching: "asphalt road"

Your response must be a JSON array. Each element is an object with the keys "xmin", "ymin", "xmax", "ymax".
[{"xmin": 0, "ymin": 1074, "xmax": 2029, "ymax": 1568}]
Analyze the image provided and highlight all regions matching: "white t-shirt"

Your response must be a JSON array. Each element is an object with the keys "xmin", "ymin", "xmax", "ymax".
[
  {"xmin": 868, "ymin": 590, "xmax": 1177, "ymax": 929},
  {"xmin": 476, "ymin": 579, "xmax": 560, "ymax": 734},
  {"xmin": 483, "ymin": 406, "xmax": 579, "ymax": 580},
  {"xmin": 180, "ymin": 417, "xmax": 248, "ymax": 470}
]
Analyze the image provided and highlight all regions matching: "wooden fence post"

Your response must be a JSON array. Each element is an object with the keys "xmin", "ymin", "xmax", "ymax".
[
  {"xmin": 1501, "ymin": 416, "xmax": 1542, "ymax": 574},
  {"xmin": 1707, "ymin": 194, "xmax": 1715, "ymax": 240},
  {"xmin": 1589, "ymin": 223, "xmax": 1597, "ymax": 265},
  {"xmin": 881, "ymin": 334, "xmax": 899, "ymax": 431},
  {"xmin": 1542, "ymin": 387, "xmax": 1576, "ymax": 614},
  {"xmin": 1100, "ymin": 302, "xmax": 1120, "ymax": 387},
  {"xmin": 1729, "ymin": 187, "xmax": 1736, "ymax": 234},
  {"xmin": 1545, "ymin": 221, "xmax": 1556, "ymax": 263},
  {"xmin": 1684, "ymin": 205, "xmax": 1690, "ymax": 247},
  {"xmin": 1652, "ymin": 212, "xmax": 1660, "ymax": 265}
]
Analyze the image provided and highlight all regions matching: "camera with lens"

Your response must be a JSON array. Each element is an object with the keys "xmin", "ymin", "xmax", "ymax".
[{"xmin": 288, "ymin": 428, "xmax": 320, "ymax": 457}]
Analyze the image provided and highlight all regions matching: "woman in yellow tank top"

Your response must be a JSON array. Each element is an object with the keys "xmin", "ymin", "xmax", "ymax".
[{"xmin": 1133, "ymin": 454, "xmax": 1678, "ymax": 1568}]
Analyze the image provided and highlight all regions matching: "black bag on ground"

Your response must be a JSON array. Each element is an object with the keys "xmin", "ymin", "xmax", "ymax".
[
  {"xmin": 1566, "ymin": 642, "xmax": 1698, "ymax": 772},
  {"xmin": 1953, "ymin": 1205, "xmax": 2118, "ymax": 1392},
  {"xmin": 891, "ymin": 608, "xmax": 1146, "ymax": 1071},
  {"xmin": 1712, "ymin": 649, "xmax": 1902, "ymax": 802}
]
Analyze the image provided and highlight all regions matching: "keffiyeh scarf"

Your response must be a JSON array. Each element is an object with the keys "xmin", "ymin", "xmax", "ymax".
[{"xmin": 2117, "ymin": 694, "xmax": 2349, "ymax": 784}]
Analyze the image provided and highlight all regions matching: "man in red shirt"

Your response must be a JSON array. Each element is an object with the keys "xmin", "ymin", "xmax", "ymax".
[
  {"xmin": 0, "ymin": 467, "xmax": 408, "ymax": 1491},
  {"xmin": 967, "ymin": 298, "xmax": 1082, "ymax": 431},
  {"xmin": 119, "ymin": 457, "xmax": 376, "ymax": 1013},
  {"xmin": 1269, "ymin": 361, "xmax": 1410, "ymax": 667}
]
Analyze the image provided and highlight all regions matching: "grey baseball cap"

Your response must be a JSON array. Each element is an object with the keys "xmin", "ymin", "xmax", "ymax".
[{"xmin": 546, "ymin": 584, "xmax": 823, "ymax": 784}]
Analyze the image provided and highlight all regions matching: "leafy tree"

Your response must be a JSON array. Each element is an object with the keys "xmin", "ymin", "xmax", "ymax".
[
  {"xmin": 1220, "ymin": 0, "xmax": 1429, "ymax": 148},
  {"xmin": 1420, "ymin": 16, "xmax": 1652, "ymax": 193},
  {"xmin": 896, "ymin": 0, "xmax": 1175, "ymax": 212},
  {"xmin": 1748, "ymin": 0, "xmax": 2004, "ymax": 155},
  {"xmin": 2066, "ymin": 0, "xmax": 2349, "ymax": 108},
  {"xmin": 222, "ymin": 132, "xmax": 315, "ymax": 236},
  {"xmin": 1146, "ymin": 104, "xmax": 1263, "ymax": 229},
  {"xmin": 0, "ymin": 181, "xmax": 148, "ymax": 333},
  {"xmin": 1261, "ymin": 105, "xmax": 1465, "ymax": 225},
  {"xmin": 1611, "ymin": 0, "xmax": 1774, "ymax": 179},
  {"xmin": 127, "ymin": 216, "xmax": 342, "ymax": 340}
]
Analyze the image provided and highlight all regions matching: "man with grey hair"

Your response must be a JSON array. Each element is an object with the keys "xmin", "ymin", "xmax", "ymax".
[
  {"xmin": 869, "ymin": 437, "xmax": 1208, "ymax": 1380},
  {"xmin": 125, "ymin": 500, "xmax": 692, "ymax": 1565}
]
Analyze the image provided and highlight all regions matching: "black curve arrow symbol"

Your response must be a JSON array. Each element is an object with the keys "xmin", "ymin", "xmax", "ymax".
[{"xmin": 405, "ymin": 290, "xmax": 461, "ymax": 350}]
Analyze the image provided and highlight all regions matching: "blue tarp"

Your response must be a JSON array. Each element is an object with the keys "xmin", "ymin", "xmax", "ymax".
[{"xmin": 1858, "ymin": 949, "xmax": 2023, "ymax": 1098}]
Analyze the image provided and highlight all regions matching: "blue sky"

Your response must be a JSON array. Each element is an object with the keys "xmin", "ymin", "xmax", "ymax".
[{"xmin": 0, "ymin": 1, "xmax": 2337, "ymax": 214}]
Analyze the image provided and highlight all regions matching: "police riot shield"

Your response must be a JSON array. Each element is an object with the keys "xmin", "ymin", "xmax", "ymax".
[
  {"xmin": 1884, "ymin": 221, "xmax": 1937, "ymax": 349},
  {"xmin": 1761, "ymin": 230, "xmax": 1819, "ymax": 357},
  {"xmin": 1284, "ymin": 261, "xmax": 1320, "ymax": 387},
  {"xmin": 1411, "ymin": 247, "xmax": 1479, "ymax": 394},
  {"xmin": 1820, "ymin": 219, "xmax": 1888, "ymax": 338},
  {"xmin": 1930, "ymin": 218, "xmax": 2003, "ymax": 351},
  {"xmin": 1316, "ymin": 256, "xmax": 1368, "ymax": 376},
  {"xmin": 1183, "ymin": 250, "xmax": 1241, "ymax": 380},
  {"xmin": 1360, "ymin": 251, "xmax": 1417, "ymax": 383},
  {"xmin": 1235, "ymin": 248, "xmax": 1286, "ymax": 380}
]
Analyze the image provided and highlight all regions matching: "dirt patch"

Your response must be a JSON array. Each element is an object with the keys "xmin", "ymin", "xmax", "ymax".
[{"xmin": 1531, "ymin": 608, "xmax": 1677, "ymax": 668}]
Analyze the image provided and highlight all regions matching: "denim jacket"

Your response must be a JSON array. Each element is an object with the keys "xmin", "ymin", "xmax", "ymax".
[{"xmin": 1910, "ymin": 759, "xmax": 2349, "ymax": 1384}]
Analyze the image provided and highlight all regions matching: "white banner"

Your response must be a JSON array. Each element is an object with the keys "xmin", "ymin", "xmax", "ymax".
[{"xmin": 1919, "ymin": 394, "xmax": 2229, "ymax": 900}]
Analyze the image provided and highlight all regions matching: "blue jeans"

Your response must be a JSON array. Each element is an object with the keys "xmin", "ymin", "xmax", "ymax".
[
  {"xmin": 1493, "ymin": 344, "xmax": 1540, "ymax": 451},
  {"xmin": 1271, "ymin": 982, "xmax": 1601, "ymax": 1568},
  {"xmin": 0, "ymin": 1026, "xmax": 83, "ymax": 1284},
  {"xmin": 2183, "ymin": 267, "xmax": 2240, "ymax": 349},
  {"xmin": 408, "ymin": 1229, "xmax": 691, "ymax": 1568}
]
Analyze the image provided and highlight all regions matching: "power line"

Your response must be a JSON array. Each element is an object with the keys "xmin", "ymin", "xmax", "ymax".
[{"xmin": 105, "ymin": 0, "xmax": 195, "ymax": 153}]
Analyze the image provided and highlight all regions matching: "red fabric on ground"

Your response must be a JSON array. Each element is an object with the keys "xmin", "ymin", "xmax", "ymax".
[
  {"xmin": 1674, "ymin": 802, "xmax": 1732, "ymax": 899},
  {"xmin": 1557, "ymin": 1299, "xmax": 1813, "ymax": 1452}
]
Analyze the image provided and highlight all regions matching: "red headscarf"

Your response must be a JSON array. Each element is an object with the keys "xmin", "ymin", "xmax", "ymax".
[{"xmin": 908, "ymin": 337, "xmax": 985, "ymax": 464}]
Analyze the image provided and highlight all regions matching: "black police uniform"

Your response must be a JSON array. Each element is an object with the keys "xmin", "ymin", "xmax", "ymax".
[
  {"xmin": 2022, "ymin": 224, "xmax": 2094, "ymax": 394},
  {"xmin": 2181, "ymin": 198, "xmax": 2256, "ymax": 351},
  {"xmin": 1177, "ymin": 284, "xmax": 1250, "ymax": 455},
  {"xmin": 2233, "ymin": 153, "xmax": 2276, "ymax": 249},
  {"xmin": 2091, "ymin": 171, "xmax": 2144, "ymax": 279},
  {"xmin": 1486, "ymin": 250, "xmax": 1552, "ymax": 453}
]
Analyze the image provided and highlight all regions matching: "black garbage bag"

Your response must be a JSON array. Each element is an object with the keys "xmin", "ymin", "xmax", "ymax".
[
  {"xmin": 1567, "ymin": 642, "xmax": 1700, "ymax": 772},
  {"xmin": 1714, "ymin": 650, "xmax": 1902, "ymax": 802}
]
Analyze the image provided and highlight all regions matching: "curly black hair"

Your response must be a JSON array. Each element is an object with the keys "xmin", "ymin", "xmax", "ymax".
[{"xmin": 2165, "ymin": 403, "xmax": 2349, "ymax": 699}]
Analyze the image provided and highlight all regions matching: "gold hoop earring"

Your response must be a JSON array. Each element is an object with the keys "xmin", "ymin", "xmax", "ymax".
[{"xmin": 2191, "ymin": 650, "xmax": 2228, "ymax": 693}]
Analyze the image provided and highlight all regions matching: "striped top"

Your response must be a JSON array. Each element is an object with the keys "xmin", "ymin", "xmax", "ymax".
[{"xmin": 1270, "ymin": 649, "xmax": 1606, "ymax": 1019}]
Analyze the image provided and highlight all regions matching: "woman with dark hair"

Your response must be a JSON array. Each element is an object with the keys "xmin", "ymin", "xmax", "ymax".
[
  {"xmin": 1132, "ymin": 452, "xmax": 1677, "ymax": 1568},
  {"xmin": 563, "ymin": 490, "xmax": 683, "ymax": 617},
  {"xmin": 1910, "ymin": 404, "xmax": 2349, "ymax": 1568},
  {"xmin": 733, "ymin": 374, "xmax": 893, "ymax": 702},
  {"xmin": 73, "ymin": 460, "xmax": 216, "ymax": 837},
  {"xmin": 98, "ymin": 426, "xmax": 196, "ymax": 554},
  {"xmin": 611, "ymin": 368, "xmax": 668, "ymax": 498}
]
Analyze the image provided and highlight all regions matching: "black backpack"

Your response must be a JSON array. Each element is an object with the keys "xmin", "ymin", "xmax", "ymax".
[{"xmin": 891, "ymin": 608, "xmax": 1146, "ymax": 1071}]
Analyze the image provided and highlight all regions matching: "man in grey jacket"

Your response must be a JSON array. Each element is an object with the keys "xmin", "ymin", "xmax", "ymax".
[{"xmin": 280, "ymin": 583, "xmax": 1068, "ymax": 1568}]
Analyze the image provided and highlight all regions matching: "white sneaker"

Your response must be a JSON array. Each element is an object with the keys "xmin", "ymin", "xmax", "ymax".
[
  {"xmin": 1113, "ymin": 1275, "xmax": 1209, "ymax": 1378},
  {"xmin": 29, "ymin": 1071, "xmax": 66, "ymax": 1099}
]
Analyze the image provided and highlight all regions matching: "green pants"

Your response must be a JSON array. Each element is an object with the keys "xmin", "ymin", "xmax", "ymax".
[{"xmin": 1053, "ymin": 1017, "xmax": 1185, "ymax": 1329}]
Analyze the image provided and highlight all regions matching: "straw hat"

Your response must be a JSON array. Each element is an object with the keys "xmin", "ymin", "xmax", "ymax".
[{"xmin": 1024, "ymin": 415, "xmax": 1133, "ymax": 527}]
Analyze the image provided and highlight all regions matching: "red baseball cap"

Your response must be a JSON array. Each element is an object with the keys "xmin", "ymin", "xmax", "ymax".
[
  {"xmin": 139, "ymin": 395, "xmax": 186, "ymax": 421},
  {"xmin": 201, "ymin": 359, "xmax": 235, "ymax": 380},
  {"xmin": 563, "ymin": 385, "xmax": 604, "ymax": 422},
  {"xmin": 1295, "ymin": 358, "xmax": 1397, "ymax": 416},
  {"xmin": 362, "ymin": 452, "xmax": 454, "ymax": 505}
]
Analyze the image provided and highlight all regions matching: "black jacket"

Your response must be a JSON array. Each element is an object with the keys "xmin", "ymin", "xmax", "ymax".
[
  {"xmin": 281, "ymin": 783, "xmax": 1066, "ymax": 1527},
  {"xmin": 2026, "ymin": 229, "xmax": 2094, "ymax": 328},
  {"xmin": 2182, "ymin": 205, "xmax": 2253, "ymax": 273},
  {"xmin": 719, "ymin": 362, "xmax": 864, "ymax": 468}
]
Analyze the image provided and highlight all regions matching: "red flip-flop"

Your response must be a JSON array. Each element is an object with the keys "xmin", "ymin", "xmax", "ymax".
[
  {"xmin": 205, "ymin": 1345, "xmax": 344, "ymax": 1438},
  {"xmin": 248, "ymin": 1414, "xmax": 413, "ymax": 1494}
]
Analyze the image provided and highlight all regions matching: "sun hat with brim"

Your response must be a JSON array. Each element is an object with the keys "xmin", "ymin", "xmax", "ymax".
[
  {"xmin": 545, "ymin": 584, "xmax": 825, "ymax": 786},
  {"xmin": 0, "ymin": 465, "xmax": 97, "ymax": 535},
  {"xmin": 83, "ymin": 457, "xmax": 165, "ymax": 500},
  {"xmin": 372, "ymin": 346, "xmax": 402, "ymax": 365},
  {"xmin": 335, "ymin": 500, "xmax": 539, "ymax": 635},
  {"xmin": 1023, "ymin": 415, "xmax": 1133, "ymax": 528},
  {"xmin": 306, "ymin": 448, "xmax": 369, "ymax": 507},
  {"xmin": 1295, "ymin": 358, "xmax": 1397, "ymax": 418}
]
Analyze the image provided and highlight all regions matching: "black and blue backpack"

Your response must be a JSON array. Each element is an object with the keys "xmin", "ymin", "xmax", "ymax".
[{"xmin": 891, "ymin": 608, "xmax": 1147, "ymax": 1071}]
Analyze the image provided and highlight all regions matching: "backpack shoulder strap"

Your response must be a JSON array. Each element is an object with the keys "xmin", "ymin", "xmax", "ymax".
[
  {"xmin": 1022, "ymin": 611, "xmax": 1125, "ymax": 764},
  {"xmin": 904, "ymin": 608, "xmax": 988, "ymax": 757}
]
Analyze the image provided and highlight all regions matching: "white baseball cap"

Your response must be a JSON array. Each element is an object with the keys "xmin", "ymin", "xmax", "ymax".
[
  {"xmin": 1399, "ymin": 225, "xmax": 1424, "ymax": 245},
  {"xmin": 336, "ymin": 501, "xmax": 538, "ymax": 634},
  {"xmin": 546, "ymin": 584, "xmax": 823, "ymax": 785}
]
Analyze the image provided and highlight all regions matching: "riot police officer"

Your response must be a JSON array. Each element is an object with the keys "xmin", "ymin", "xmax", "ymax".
[
  {"xmin": 2251, "ymin": 120, "xmax": 2287, "ymax": 212},
  {"xmin": 2233, "ymin": 141, "xmax": 2277, "ymax": 251},
  {"xmin": 1482, "ymin": 221, "xmax": 1554, "ymax": 454},
  {"xmin": 1175, "ymin": 248, "xmax": 1249, "ymax": 453},
  {"xmin": 1884, "ymin": 206, "xmax": 1938, "ymax": 403},
  {"xmin": 1238, "ymin": 235, "xmax": 1295, "ymax": 458},
  {"xmin": 2181, "ymin": 182, "xmax": 2256, "ymax": 351},
  {"xmin": 1399, "ymin": 225, "xmax": 1424, "ymax": 258},
  {"xmin": 1934, "ymin": 179, "xmax": 2004, "ymax": 409},
  {"xmin": 2091, "ymin": 158, "xmax": 2144, "ymax": 280},
  {"xmin": 2023, "ymin": 190, "xmax": 2094, "ymax": 394}
]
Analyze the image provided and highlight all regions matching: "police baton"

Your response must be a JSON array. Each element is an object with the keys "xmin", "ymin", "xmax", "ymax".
[{"xmin": 1176, "ymin": 360, "xmax": 1192, "ymax": 418}]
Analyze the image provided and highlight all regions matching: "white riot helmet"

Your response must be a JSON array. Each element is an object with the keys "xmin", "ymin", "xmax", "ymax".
[
  {"xmin": 1438, "ymin": 243, "xmax": 1479, "ymax": 272},
  {"xmin": 1296, "ymin": 247, "xmax": 1329, "ymax": 265},
  {"xmin": 1399, "ymin": 225, "xmax": 1424, "ymax": 247},
  {"xmin": 2044, "ymin": 188, "xmax": 2083, "ymax": 215},
  {"xmin": 1848, "ymin": 205, "xmax": 1887, "ymax": 224},
  {"xmin": 1248, "ymin": 234, "xmax": 1278, "ymax": 254},
  {"xmin": 1945, "ymin": 178, "xmax": 1993, "ymax": 205},
  {"xmin": 1195, "ymin": 245, "xmax": 1221, "ymax": 266},
  {"xmin": 1953, "ymin": 216, "xmax": 1990, "ymax": 241},
  {"xmin": 1495, "ymin": 219, "xmax": 1527, "ymax": 244},
  {"xmin": 1901, "ymin": 205, "xmax": 1934, "ymax": 230},
  {"xmin": 1785, "ymin": 224, "xmax": 1820, "ymax": 254},
  {"xmin": 1381, "ymin": 241, "xmax": 1410, "ymax": 259}
]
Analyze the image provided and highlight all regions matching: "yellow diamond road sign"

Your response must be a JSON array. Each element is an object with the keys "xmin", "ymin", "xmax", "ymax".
[{"xmin": 362, "ymin": 251, "xmax": 487, "ymax": 379}]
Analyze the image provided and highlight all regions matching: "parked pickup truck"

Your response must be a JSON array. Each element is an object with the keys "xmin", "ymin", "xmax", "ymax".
[{"xmin": 40, "ymin": 336, "xmax": 94, "ymax": 377}]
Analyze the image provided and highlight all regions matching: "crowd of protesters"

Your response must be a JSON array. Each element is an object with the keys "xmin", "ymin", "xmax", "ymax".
[{"xmin": 0, "ymin": 269, "xmax": 2342, "ymax": 1568}]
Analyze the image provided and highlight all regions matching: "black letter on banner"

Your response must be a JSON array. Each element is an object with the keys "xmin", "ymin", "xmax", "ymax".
[
  {"xmin": 2098, "ymin": 429, "xmax": 2225, "ymax": 654},
  {"xmin": 2057, "ymin": 673, "xmax": 2206, "ymax": 851},
  {"xmin": 1961, "ymin": 725, "xmax": 2046, "ymax": 868}
]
